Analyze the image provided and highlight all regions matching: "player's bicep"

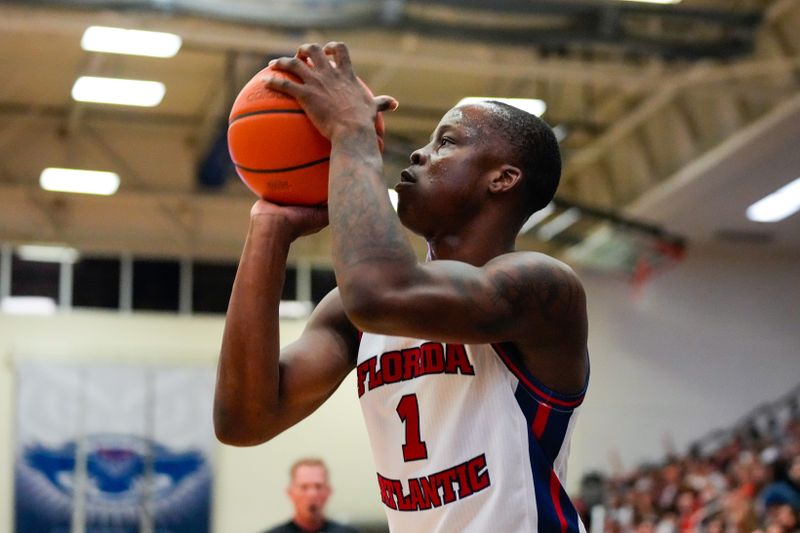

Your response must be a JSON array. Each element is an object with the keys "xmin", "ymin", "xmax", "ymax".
[
  {"xmin": 277, "ymin": 328, "xmax": 352, "ymax": 410},
  {"xmin": 273, "ymin": 290, "xmax": 358, "ymax": 429}
]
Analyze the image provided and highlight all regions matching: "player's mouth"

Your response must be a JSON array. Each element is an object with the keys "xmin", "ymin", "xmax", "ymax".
[{"xmin": 396, "ymin": 169, "xmax": 417, "ymax": 191}]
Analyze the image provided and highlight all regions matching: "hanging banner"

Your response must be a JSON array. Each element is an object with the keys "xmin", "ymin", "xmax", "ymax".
[{"xmin": 15, "ymin": 360, "xmax": 214, "ymax": 533}]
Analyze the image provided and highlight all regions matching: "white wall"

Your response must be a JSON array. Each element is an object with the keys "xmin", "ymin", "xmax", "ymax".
[
  {"xmin": 0, "ymin": 311, "xmax": 384, "ymax": 533},
  {"xmin": 573, "ymin": 244, "xmax": 800, "ymax": 475}
]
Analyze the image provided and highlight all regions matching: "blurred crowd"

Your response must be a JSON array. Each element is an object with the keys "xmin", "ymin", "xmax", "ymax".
[{"xmin": 578, "ymin": 391, "xmax": 800, "ymax": 533}]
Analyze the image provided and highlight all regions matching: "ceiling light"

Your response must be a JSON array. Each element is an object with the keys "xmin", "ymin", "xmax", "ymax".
[
  {"xmin": 746, "ymin": 177, "xmax": 800, "ymax": 223},
  {"xmin": 72, "ymin": 76, "xmax": 165, "ymax": 107},
  {"xmin": 40, "ymin": 168, "xmax": 120, "ymax": 196},
  {"xmin": 81, "ymin": 26, "xmax": 182, "ymax": 58},
  {"xmin": 1, "ymin": 296, "xmax": 57, "ymax": 315},
  {"xmin": 457, "ymin": 97, "xmax": 547, "ymax": 117},
  {"xmin": 17, "ymin": 245, "xmax": 80, "ymax": 264}
]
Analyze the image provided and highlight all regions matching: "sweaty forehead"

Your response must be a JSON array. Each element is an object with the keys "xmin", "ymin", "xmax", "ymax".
[{"xmin": 434, "ymin": 104, "xmax": 494, "ymax": 139}]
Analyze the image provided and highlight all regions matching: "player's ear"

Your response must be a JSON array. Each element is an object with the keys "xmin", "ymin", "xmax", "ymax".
[{"xmin": 488, "ymin": 165, "xmax": 522, "ymax": 194}]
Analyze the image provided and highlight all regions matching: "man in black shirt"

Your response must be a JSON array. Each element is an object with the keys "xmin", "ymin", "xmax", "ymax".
[{"xmin": 265, "ymin": 458, "xmax": 359, "ymax": 533}]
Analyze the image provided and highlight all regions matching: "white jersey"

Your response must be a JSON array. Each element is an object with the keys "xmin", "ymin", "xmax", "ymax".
[{"xmin": 356, "ymin": 332, "xmax": 587, "ymax": 533}]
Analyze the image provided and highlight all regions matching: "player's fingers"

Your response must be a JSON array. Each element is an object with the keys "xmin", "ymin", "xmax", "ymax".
[
  {"xmin": 261, "ymin": 74, "xmax": 307, "ymax": 99},
  {"xmin": 323, "ymin": 41, "xmax": 352, "ymax": 72},
  {"xmin": 267, "ymin": 56, "xmax": 313, "ymax": 82},
  {"xmin": 297, "ymin": 43, "xmax": 330, "ymax": 71},
  {"xmin": 374, "ymin": 95, "xmax": 399, "ymax": 113}
]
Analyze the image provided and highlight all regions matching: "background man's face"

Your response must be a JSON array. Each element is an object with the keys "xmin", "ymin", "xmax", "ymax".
[{"xmin": 288, "ymin": 465, "xmax": 331, "ymax": 523}]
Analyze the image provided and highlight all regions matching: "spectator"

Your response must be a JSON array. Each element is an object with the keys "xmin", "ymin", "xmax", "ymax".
[
  {"xmin": 265, "ymin": 458, "xmax": 358, "ymax": 533},
  {"xmin": 760, "ymin": 457, "xmax": 800, "ymax": 512},
  {"xmin": 582, "ymin": 391, "xmax": 800, "ymax": 533}
]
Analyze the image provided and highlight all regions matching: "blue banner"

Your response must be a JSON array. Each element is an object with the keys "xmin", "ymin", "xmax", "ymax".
[{"xmin": 15, "ymin": 361, "xmax": 214, "ymax": 533}]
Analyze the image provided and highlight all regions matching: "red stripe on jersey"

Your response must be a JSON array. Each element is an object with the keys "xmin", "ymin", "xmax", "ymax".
[
  {"xmin": 531, "ymin": 403, "xmax": 552, "ymax": 439},
  {"xmin": 492, "ymin": 343, "xmax": 584, "ymax": 408},
  {"xmin": 550, "ymin": 469, "xmax": 568, "ymax": 533}
]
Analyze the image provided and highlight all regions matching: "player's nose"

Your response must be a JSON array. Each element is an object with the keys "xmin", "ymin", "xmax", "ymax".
[{"xmin": 410, "ymin": 147, "xmax": 427, "ymax": 165}]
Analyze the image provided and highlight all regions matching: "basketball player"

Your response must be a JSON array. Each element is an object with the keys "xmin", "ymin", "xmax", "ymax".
[{"xmin": 215, "ymin": 42, "xmax": 589, "ymax": 532}]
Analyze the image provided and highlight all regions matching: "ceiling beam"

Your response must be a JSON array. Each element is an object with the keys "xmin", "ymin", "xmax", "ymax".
[
  {"xmin": 562, "ymin": 55, "xmax": 800, "ymax": 183},
  {"xmin": 0, "ymin": 4, "xmax": 658, "ymax": 91}
]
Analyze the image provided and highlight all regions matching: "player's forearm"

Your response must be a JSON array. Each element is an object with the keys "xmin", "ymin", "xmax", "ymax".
[
  {"xmin": 214, "ymin": 215, "xmax": 292, "ymax": 445},
  {"xmin": 328, "ymin": 125, "xmax": 418, "ymax": 320}
]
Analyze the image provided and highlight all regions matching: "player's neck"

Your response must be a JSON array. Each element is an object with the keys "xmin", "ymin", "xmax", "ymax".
[{"xmin": 427, "ymin": 229, "xmax": 516, "ymax": 265}]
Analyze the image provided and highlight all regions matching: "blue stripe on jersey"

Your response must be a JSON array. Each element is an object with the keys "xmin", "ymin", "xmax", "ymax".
[
  {"xmin": 493, "ymin": 342, "xmax": 587, "ymax": 409},
  {"xmin": 514, "ymin": 384, "xmax": 582, "ymax": 533},
  {"xmin": 561, "ymin": 485, "xmax": 581, "ymax": 533},
  {"xmin": 538, "ymin": 408, "xmax": 572, "ymax": 463}
]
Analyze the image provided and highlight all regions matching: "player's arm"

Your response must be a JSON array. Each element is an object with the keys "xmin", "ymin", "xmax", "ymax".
[
  {"xmin": 340, "ymin": 252, "xmax": 586, "ymax": 346},
  {"xmin": 214, "ymin": 205, "xmax": 357, "ymax": 446}
]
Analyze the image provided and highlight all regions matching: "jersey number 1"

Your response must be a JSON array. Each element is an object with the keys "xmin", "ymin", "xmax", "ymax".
[{"xmin": 396, "ymin": 394, "xmax": 428, "ymax": 462}]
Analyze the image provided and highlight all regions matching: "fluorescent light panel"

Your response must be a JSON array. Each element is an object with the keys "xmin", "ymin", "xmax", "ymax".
[
  {"xmin": 18, "ymin": 245, "xmax": 80, "ymax": 264},
  {"xmin": 1, "ymin": 296, "xmax": 57, "ymax": 315},
  {"xmin": 81, "ymin": 26, "xmax": 182, "ymax": 58},
  {"xmin": 746, "ymin": 177, "xmax": 800, "ymax": 223},
  {"xmin": 40, "ymin": 168, "xmax": 120, "ymax": 196},
  {"xmin": 457, "ymin": 97, "xmax": 547, "ymax": 117},
  {"xmin": 72, "ymin": 76, "xmax": 165, "ymax": 107}
]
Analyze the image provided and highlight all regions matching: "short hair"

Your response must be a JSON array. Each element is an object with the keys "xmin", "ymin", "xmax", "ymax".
[
  {"xmin": 480, "ymin": 100, "xmax": 562, "ymax": 216},
  {"xmin": 289, "ymin": 457, "xmax": 328, "ymax": 481}
]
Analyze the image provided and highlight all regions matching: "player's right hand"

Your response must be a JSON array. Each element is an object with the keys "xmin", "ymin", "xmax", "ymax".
[{"xmin": 250, "ymin": 199, "xmax": 329, "ymax": 240}]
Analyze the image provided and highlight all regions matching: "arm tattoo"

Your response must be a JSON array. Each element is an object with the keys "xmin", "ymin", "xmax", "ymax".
[
  {"xmin": 328, "ymin": 127, "xmax": 417, "ymax": 271},
  {"xmin": 467, "ymin": 260, "xmax": 583, "ymax": 335}
]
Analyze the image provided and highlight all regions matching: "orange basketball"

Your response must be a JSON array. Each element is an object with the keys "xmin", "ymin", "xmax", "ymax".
[{"xmin": 228, "ymin": 65, "xmax": 385, "ymax": 205}]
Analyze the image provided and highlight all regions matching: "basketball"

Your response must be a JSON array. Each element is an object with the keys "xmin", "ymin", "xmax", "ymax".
[{"xmin": 228, "ymin": 65, "xmax": 385, "ymax": 205}]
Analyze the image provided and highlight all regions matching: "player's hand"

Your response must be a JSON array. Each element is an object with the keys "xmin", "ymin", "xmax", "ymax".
[
  {"xmin": 250, "ymin": 199, "xmax": 328, "ymax": 241},
  {"xmin": 262, "ymin": 42, "xmax": 398, "ymax": 141}
]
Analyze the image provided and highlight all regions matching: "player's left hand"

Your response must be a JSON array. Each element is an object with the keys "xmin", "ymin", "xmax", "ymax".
[{"xmin": 263, "ymin": 42, "xmax": 397, "ymax": 141}]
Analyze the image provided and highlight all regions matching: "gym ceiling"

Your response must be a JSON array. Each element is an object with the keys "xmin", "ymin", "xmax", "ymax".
[{"xmin": 0, "ymin": 0, "xmax": 798, "ymax": 271}]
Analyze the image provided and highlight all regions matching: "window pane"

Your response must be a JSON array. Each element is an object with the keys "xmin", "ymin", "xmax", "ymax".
[
  {"xmin": 11, "ymin": 255, "xmax": 59, "ymax": 302},
  {"xmin": 133, "ymin": 259, "xmax": 179, "ymax": 311},
  {"xmin": 282, "ymin": 266, "xmax": 297, "ymax": 301},
  {"xmin": 310, "ymin": 267, "xmax": 336, "ymax": 305},
  {"xmin": 72, "ymin": 257, "xmax": 120, "ymax": 309},
  {"xmin": 192, "ymin": 261, "xmax": 237, "ymax": 314}
]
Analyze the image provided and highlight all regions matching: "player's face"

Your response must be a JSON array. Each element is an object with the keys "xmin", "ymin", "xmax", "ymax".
[
  {"xmin": 288, "ymin": 465, "xmax": 331, "ymax": 522},
  {"xmin": 396, "ymin": 104, "xmax": 504, "ymax": 238}
]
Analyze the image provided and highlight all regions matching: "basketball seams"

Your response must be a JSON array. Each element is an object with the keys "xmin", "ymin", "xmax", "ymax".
[
  {"xmin": 228, "ymin": 108, "xmax": 306, "ymax": 126},
  {"xmin": 234, "ymin": 157, "xmax": 330, "ymax": 174}
]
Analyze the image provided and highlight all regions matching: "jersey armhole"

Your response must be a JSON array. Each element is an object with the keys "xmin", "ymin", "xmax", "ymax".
[{"xmin": 490, "ymin": 341, "xmax": 588, "ymax": 410}]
